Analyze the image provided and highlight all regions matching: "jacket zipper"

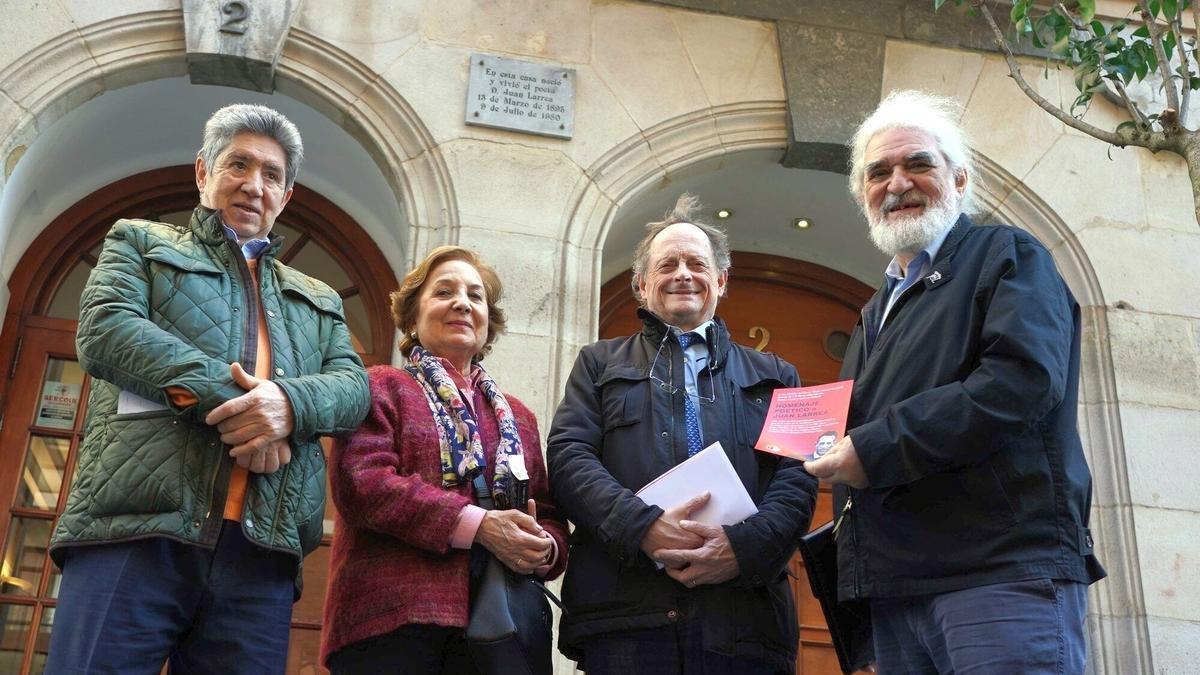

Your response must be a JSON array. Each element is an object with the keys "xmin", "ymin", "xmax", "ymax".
[
  {"xmin": 834, "ymin": 494, "xmax": 862, "ymax": 599},
  {"xmin": 202, "ymin": 238, "xmax": 261, "ymax": 541}
]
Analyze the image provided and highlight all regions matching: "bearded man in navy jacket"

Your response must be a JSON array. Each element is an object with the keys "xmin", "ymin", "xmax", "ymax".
[{"xmin": 805, "ymin": 90, "xmax": 1106, "ymax": 674}]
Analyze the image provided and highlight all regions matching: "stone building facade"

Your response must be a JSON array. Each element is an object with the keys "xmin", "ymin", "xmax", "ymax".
[{"xmin": 0, "ymin": 1, "xmax": 1194, "ymax": 673}]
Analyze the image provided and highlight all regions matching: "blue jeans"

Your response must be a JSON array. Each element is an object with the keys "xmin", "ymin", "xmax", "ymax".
[
  {"xmin": 870, "ymin": 578, "xmax": 1088, "ymax": 675},
  {"xmin": 45, "ymin": 520, "xmax": 295, "ymax": 674}
]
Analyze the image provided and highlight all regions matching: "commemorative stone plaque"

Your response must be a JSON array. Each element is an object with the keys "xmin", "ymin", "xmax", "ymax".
[{"xmin": 466, "ymin": 53, "xmax": 575, "ymax": 140}]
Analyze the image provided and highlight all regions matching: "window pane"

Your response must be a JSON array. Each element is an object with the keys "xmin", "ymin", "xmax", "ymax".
[
  {"xmin": 288, "ymin": 241, "xmax": 352, "ymax": 293},
  {"xmin": 15, "ymin": 437, "xmax": 70, "ymax": 510},
  {"xmin": 340, "ymin": 293, "xmax": 373, "ymax": 354},
  {"xmin": 287, "ymin": 626, "xmax": 326, "ymax": 674},
  {"xmin": 0, "ymin": 518, "xmax": 52, "ymax": 597},
  {"xmin": 29, "ymin": 606, "xmax": 51, "ymax": 674},
  {"xmin": 44, "ymin": 261, "xmax": 92, "ymax": 321},
  {"xmin": 0, "ymin": 603, "xmax": 33, "ymax": 672},
  {"xmin": 291, "ymin": 545, "xmax": 330, "ymax": 624},
  {"xmin": 32, "ymin": 358, "xmax": 85, "ymax": 431}
]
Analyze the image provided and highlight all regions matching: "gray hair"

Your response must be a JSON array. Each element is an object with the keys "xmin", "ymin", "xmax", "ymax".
[
  {"xmin": 198, "ymin": 104, "xmax": 304, "ymax": 190},
  {"xmin": 630, "ymin": 193, "xmax": 731, "ymax": 303},
  {"xmin": 847, "ymin": 90, "xmax": 974, "ymax": 213}
]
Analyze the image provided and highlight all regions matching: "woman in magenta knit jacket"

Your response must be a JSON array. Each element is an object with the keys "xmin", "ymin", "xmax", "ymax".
[{"xmin": 321, "ymin": 246, "xmax": 568, "ymax": 674}]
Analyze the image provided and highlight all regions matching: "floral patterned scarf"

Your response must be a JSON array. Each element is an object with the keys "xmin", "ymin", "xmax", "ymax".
[{"xmin": 404, "ymin": 346, "xmax": 528, "ymax": 508}]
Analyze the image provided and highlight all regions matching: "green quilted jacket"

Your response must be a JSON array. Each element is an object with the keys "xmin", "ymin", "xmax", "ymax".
[{"xmin": 50, "ymin": 207, "xmax": 370, "ymax": 590}]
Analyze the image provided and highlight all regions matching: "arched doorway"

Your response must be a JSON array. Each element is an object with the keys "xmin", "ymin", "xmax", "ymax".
[
  {"xmin": 0, "ymin": 167, "xmax": 398, "ymax": 674},
  {"xmin": 599, "ymin": 252, "xmax": 874, "ymax": 675}
]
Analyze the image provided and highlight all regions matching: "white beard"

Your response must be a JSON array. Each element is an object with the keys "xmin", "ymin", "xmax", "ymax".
[{"xmin": 866, "ymin": 190, "xmax": 960, "ymax": 258}]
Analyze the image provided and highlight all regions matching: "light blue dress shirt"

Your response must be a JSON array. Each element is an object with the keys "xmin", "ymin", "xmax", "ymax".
[
  {"xmin": 222, "ymin": 223, "xmax": 272, "ymax": 260},
  {"xmin": 878, "ymin": 226, "xmax": 952, "ymax": 330}
]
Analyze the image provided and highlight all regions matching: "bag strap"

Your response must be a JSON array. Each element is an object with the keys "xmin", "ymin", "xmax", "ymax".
[{"xmin": 472, "ymin": 474, "xmax": 495, "ymax": 510}]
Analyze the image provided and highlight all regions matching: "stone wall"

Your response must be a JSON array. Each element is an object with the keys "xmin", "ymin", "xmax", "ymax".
[{"xmin": 1, "ymin": 1, "xmax": 1196, "ymax": 673}]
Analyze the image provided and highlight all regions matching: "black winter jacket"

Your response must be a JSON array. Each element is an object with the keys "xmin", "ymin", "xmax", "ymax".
[
  {"xmin": 548, "ymin": 310, "xmax": 818, "ymax": 672},
  {"xmin": 837, "ymin": 215, "xmax": 1107, "ymax": 601}
]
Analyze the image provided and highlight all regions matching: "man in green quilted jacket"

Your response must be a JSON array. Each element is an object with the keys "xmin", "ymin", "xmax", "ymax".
[{"xmin": 45, "ymin": 104, "xmax": 370, "ymax": 674}]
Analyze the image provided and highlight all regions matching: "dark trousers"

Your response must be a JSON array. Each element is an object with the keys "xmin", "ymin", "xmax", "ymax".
[
  {"xmin": 45, "ymin": 520, "xmax": 295, "ymax": 675},
  {"xmin": 870, "ymin": 578, "xmax": 1089, "ymax": 675},
  {"xmin": 327, "ymin": 624, "xmax": 480, "ymax": 675},
  {"xmin": 579, "ymin": 621, "xmax": 789, "ymax": 675}
]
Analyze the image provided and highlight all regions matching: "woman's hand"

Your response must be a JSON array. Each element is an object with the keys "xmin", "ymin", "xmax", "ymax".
[{"xmin": 474, "ymin": 499, "xmax": 554, "ymax": 574}]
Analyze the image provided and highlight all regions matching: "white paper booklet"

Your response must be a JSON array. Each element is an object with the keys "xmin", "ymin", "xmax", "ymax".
[{"xmin": 635, "ymin": 441, "xmax": 758, "ymax": 526}]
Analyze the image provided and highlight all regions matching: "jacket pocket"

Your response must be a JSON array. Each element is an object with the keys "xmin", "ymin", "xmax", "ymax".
[
  {"xmin": 294, "ymin": 440, "xmax": 327, "ymax": 555},
  {"xmin": 730, "ymin": 376, "xmax": 785, "ymax": 448},
  {"xmin": 597, "ymin": 366, "xmax": 648, "ymax": 433},
  {"xmin": 88, "ymin": 410, "xmax": 189, "ymax": 518},
  {"xmin": 880, "ymin": 463, "xmax": 1018, "ymax": 542}
]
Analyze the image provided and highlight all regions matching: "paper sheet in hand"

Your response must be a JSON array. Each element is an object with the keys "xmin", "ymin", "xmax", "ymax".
[{"xmin": 635, "ymin": 441, "xmax": 757, "ymax": 525}]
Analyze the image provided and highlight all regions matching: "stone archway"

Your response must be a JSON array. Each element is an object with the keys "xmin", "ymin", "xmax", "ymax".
[
  {"xmin": 0, "ymin": 11, "xmax": 458, "ymax": 279},
  {"xmin": 555, "ymin": 103, "xmax": 1143, "ymax": 675}
]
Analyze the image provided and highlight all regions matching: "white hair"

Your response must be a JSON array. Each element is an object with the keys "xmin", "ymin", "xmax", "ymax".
[{"xmin": 847, "ymin": 90, "xmax": 974, "ymax": 213}]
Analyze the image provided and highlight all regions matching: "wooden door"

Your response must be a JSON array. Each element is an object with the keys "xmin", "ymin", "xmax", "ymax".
[
  {"xmin": 599, "ymin": 251, "xmax": 874, "ymax": 675},
  {"xmin": 0, "ymin": 325, "xmax": 87, "ymax": 673},
  {"xmin": 0, "ymin": 167, "xmax": 398, "ymax": 674}
]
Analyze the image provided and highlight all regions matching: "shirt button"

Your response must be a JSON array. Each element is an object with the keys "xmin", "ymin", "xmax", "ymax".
[
  {"xmin": 275, "ymin": 368, "xmax": 285, "ymax": 376},
  {"xmin": 266, "ymin": 310, "xmax": 276, "ymax": 318},
  {"xmin": 191, "ymin": 520, "xmax": 201, "ymax": 529},
  {"xmin": 661, "ymin": 431, "xmax": 668, "ymax": 438},
  {"xmin": 245, "ymin": 519, "xmax": 254, "ymax": 529},
  {"xmin": 666, "ymin": 609, "xmax": 679, "ymax": 621}
]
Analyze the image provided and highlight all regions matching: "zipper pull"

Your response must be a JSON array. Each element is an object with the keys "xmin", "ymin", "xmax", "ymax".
[{"xmin": 832, "ymin": 496, "xmax": 853, "ymax": 539}]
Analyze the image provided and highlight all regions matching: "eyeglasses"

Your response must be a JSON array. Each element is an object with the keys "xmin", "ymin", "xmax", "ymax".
[{"xmin": 648, "ymin": 328, "xmax": 716, "ymax": 405}]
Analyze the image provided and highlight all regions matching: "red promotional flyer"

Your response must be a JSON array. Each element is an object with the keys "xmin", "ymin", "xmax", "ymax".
[{"xmin": 754, "ymin": 380, "xmax": 854, "ymax": 461}]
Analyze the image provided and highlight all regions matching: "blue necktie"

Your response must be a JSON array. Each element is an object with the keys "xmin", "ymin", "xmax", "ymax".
[{"xmin": 676, "ymin": 332, "xmax": 704, "ymax": 457}]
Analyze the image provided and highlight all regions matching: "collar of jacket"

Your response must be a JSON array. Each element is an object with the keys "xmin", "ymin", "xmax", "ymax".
[
  {"xmin": 189, "ymin": 205, "xmax": 286, "ymax": 257},
  {"xmin": 636, "ymin": 307, "xmax": 731, "ymax": 370}
]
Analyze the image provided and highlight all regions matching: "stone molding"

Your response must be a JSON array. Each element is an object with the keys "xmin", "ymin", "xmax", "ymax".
[
  {"xmin": 0, "ymin": 12, "xmax": 457, "ymax": 277},
  {"xmin": 183, "ymin": 0, "xmax": 301, "ymax": 92}
]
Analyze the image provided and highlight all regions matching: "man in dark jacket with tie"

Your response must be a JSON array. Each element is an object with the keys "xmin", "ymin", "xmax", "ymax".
[
  {"xmin": 805, "ymin": 90, "xmax": 1106, "ymax": 674},
  {"xmin": 548, "ymin": 194, "xmax": 817, "ymax": 674}
]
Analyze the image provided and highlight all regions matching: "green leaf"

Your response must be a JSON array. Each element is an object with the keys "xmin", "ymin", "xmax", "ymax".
[
  {"xmin": 1116, "ymin": 120, "xmax": 1139, "ymax": 134},
  {"xmin": 1191, "ymin": 75, "xmax": 1200, "ymax": 89},
  {"xmin": 1011, "ymin": 0, "xmax": 1028, "ymax": 24},
  {"xmin": 1164, "ymin": 0, "xmax": 1179, "ymax": 19},
  {"xmin": 1133, "ymin": 25, "xmax": 1151, "ymax": 39},
  {"xmin": 934, "ymin": 0, "xmax": 948, "ymax": 10},
  {"xmin": 1090, "ymin": 20, "xmax": 1106, "ymax": 37},
  {"xmin": 1150, "ymin": 0, "xmax": 1162, "ymax": 18},
  {"xmin": 1164, "ymin": 32, "xmax": 1178, "ymax": 60},
  {"xmin": 1052, "ymin": 34, "xmax": 1072, "ymax": 56},
  {"xmin": 1078, "ymin": 0, "xmax": 1097, "ymax": 23}
]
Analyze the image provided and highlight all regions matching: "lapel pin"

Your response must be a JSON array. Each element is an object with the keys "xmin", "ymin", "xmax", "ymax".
[{"xmin": 926, "ymin": 270, "xmax": 942, "ymax": 284}]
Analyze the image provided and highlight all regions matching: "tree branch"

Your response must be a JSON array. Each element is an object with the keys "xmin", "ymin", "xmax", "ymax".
[
  {"xmin": 1111, "ymin": 77, "xmax": 1151, "ymax": 126},
  {"xmin": 1173, "ymin": 12, "xmax": 1191, "ymax": 127},
  {"xmin": 971, "ymin": 0, "xmax": 1128, "ymax": 146},
  {"xmin": 1137, "ymin": 0, "xmax": 1183, "ymax": 114},
  {"xmin": 1054, "ymin": 2, "xmax": 1089, "ymax": 31}
]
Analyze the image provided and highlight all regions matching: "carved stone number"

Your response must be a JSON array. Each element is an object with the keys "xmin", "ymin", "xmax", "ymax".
[
  {"xmin": 220, "ymin": 1, "xmax": 248, "ymax": 35},
  {"xmin": 749, "ymin": 326, "xmax": 770, "ymax": 352}
]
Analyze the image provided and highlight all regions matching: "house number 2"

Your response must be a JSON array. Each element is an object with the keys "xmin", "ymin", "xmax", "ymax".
[
  {"xmin": 220, "ymin": 1, "xmax": 248, "ymax": 35},
  {"xmin": 749, "ymin": 326, "xmax": 770, "ymax": 352}
]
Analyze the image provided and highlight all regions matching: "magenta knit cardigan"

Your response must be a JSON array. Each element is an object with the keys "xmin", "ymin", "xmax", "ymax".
[{"xmin": 320, "ymin": 364, "xmax": 568, "ymax": 665}]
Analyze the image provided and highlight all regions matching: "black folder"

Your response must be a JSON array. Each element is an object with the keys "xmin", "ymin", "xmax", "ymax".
[{"xmin": 796, "ymin": 521, "xmax": 874, "ymax": 674}]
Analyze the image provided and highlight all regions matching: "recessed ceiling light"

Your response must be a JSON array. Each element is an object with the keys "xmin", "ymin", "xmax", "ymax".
[
  {"xmin": 793, "ymin": 218, "xmax": 812, "ymax": 230},
  {"xmin": 715, "ymin": 208, "xmax": 733, "ymax": 219}
]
